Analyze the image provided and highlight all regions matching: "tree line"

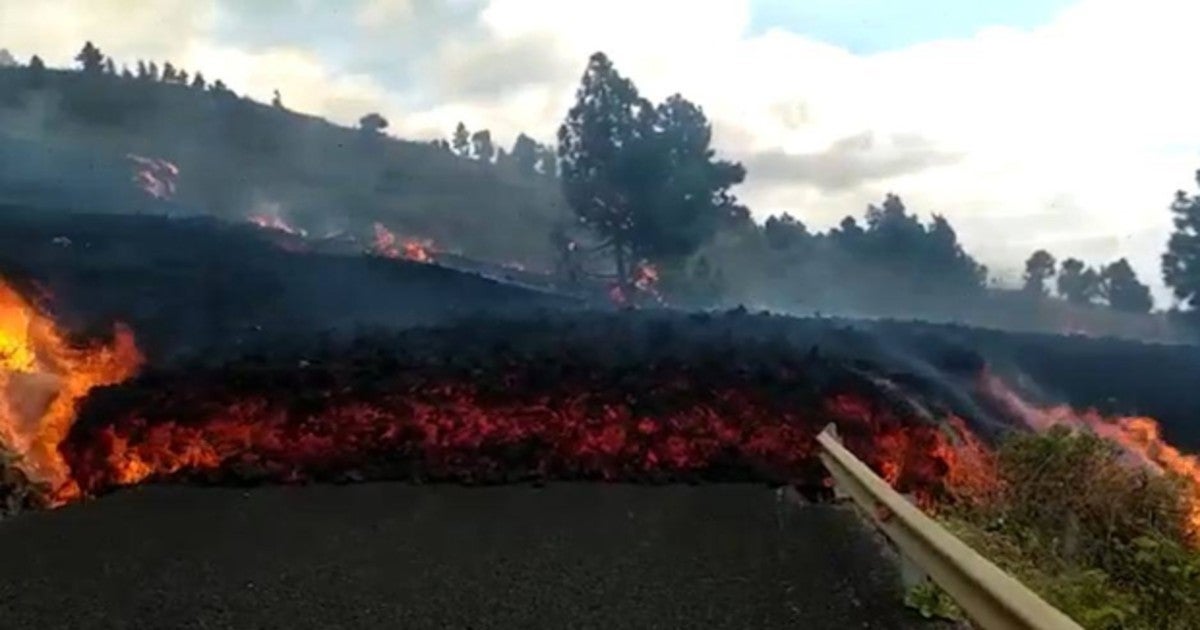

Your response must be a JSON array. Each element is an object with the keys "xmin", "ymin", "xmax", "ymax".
[
  {"xmin": 11, "ymin": 42, "xmax": 1200, "ymax": 322},
  {"xmin": 553, "ymin": 51, "xmax": 1199, "ymax": 320}
]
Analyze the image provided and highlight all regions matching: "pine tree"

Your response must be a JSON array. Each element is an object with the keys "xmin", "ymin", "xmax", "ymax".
[
  {"xmin": 452, "ymin": 122, "xmax": 470, "ymax": 156},
  {"xmin": 1164, "ymin": 170, "xmax": 1200, "ymax": 311},
  {"xmin": 1022, "ymin": 250, "xmax": 1056, "ymax": 296},
  {"xmin": 75, "ymin": 41, "xmax": 104, "ymax": 73}
]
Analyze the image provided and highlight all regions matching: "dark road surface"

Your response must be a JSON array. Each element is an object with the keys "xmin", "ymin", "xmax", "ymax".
[{"xmin": 0, "ymin": 484, "xmax": 934, "ymax": 629}]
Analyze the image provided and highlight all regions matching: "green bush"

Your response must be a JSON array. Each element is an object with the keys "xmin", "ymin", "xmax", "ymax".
[{"xmin": 940, "ymin": 427, "xmax": 1200, "ymax": 629}]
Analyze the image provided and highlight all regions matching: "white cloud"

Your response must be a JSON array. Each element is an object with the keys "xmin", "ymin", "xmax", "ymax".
[{"xmin": 355, "ymin": 0, "xmax": 414, "ymax": 28}]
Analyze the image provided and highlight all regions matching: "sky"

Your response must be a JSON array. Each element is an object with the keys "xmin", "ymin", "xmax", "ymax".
[{"xmin": 0, "ymin": 0, "xmax": 1197, "ymax": 306}]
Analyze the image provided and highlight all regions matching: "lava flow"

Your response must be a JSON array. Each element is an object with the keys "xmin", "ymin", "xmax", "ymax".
[
  {"xmin": 981, "ymin": 372, "xmax": 1200, "ymax": 537},
  {"xmin": 0, "ymin": 278, "xmax": 141, "ymax": 502},
  {"xmin": 60, "ymin": 346, "xmax": 979, "ymax": 505},
  {"xmin": 372, "ymin": 222, "xmax": 436, "ymax": 263}
]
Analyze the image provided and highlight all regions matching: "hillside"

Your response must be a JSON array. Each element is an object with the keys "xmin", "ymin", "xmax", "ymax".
[{"xmin": 0, "ymin": 66, "xmax": 569, "ymax": 269}]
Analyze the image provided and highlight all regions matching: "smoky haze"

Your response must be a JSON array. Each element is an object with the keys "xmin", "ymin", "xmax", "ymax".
[{"xmin": 0, "ymin": 48, "xmax": 1194, "ymax": 346}]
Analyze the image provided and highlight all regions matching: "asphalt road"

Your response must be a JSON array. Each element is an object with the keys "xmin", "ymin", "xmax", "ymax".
[{"xmin": 0, "ymin": 484, "xmax": 935, "ymax": 629}]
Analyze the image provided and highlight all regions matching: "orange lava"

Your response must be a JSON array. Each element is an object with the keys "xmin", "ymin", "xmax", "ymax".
[
  {"xmin": 371, "ymin": 223, "xmax": 435, "ymax": 263},
  {"xmin": 0, "ymin": 278, "xmax": 141, "ymax": 501},
  {"xmin": 981, "ymin": 372, "xmax": 1200, "ymax": 538}
]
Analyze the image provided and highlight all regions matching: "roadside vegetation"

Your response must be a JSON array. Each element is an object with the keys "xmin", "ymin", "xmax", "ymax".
[{"xmin": 923, "ymin": 427, "xmax": 1200, "ymax": 629}]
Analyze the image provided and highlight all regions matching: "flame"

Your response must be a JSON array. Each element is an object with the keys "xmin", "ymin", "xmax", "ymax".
[
  {"xmin": 248, "ymin": 214, "xmax": 308, "ymax": 238},
  {"xmin": 126, "ymin": 154, "xmax": 179, "ymax": 200},
  {"xmin": 0, "ymin": 278, "xmax": 141, "ymax": 501},
  {"xmin": 371, "ymin": 223, "xmax": 436, "ymax": 263},
  {"xmin": 981, "ymin": 372, "xmax": 1200, "ymax": 537},
  {"xmin": 607, "ymin": 262, "xmax": 664, "ymax": 307},
  {"xmin": 62, "ymin": 360, "xmax": 971, "ymax": 502}
]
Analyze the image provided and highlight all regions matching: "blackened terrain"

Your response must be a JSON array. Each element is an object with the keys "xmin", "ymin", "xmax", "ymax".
[{"xmin": 0, "ymin": 207, "xmax": 577, "ymax": 363}]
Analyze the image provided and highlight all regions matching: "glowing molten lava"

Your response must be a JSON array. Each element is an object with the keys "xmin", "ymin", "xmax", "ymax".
[
  {"xmin": 981, "ymin": 372, "xmax": 1200, "ymax": 537},
  {"xmin": 0, "ymin": 278, "xmax": 141, "ymax": 501},
  {"xmin": 62, "ymin": 355, "xmax": 973, "ymax": 504},
  {"xmin": 371, "ymin": 223, "xmax": 436, "ymax": 263},
  {"xmin": 609, "ymin": 262, "xmax": 664, "ymax": 307},
  {"xmin": 126, "ymin": 154, "xmax": 179, "ymax": 200}
]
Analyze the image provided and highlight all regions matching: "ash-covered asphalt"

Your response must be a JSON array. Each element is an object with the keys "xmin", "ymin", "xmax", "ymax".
[{"xmin": 0, "ymin": 484, "xmax": 935, "ymax": 629}]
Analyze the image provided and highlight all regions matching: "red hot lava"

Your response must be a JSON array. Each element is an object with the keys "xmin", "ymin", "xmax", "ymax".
[
  {"xmin": 371, "ymin": 223, "xmax": 436, "ymax": 263},
  {"xmin": 61, "ymin": 351, "xmax": 978, "ymax": 505}
]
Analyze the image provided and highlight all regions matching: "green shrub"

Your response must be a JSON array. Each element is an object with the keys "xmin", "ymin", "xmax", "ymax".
[{"xmin": 940, "ymin": 427, "xmax": 1200, "ymax": 629}]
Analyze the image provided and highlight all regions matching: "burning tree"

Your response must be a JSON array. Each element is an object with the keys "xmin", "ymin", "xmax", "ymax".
[{"xmin": 557, "ymin": 52, "xmax": 747, "ymax": 292}]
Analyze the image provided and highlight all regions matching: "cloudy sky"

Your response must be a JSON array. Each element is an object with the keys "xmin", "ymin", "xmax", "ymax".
[{"xmin": 1, "ymin": 0, "xmax": 1197, "ymax": 304}]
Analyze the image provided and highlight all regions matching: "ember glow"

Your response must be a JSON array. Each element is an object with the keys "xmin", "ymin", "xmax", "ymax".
[
  {"xmin": 0, "ymin": 278, "xmax": 141, "ymax": 501},
  {"xmin": 371, "ymin": 223, "xmax": 436, "ymax": 263},
  {"xmin": 126, "ymin": 154, "xmax": 179, "ymax": 200},
  {"xmin": 981, "ymin": 372, "xmax": 1200, "ymax": 537},
  {"xmin": 61, "ymin": 356, "xmax": 975, "ymax": 505},
  {"xmin": 609, "ymin": 262, "xmax": 665, "ymax": 307}
]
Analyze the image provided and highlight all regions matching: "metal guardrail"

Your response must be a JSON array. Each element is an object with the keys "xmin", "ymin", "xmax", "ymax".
[{"xmin": 816, "ymin": 424, "xmax": 1083, "ymax": 630}]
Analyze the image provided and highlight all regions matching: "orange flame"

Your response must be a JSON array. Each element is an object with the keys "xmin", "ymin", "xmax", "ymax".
[
  {"xmin": 0, "ymin": 278, "xmax": 141, "ymax": 501},
  {"xmin": 371, "ymin": 223, "xmax": 436, "ymax": 263},
  {"xmin": 981, "ymin": 373, "xmax": 1200, "ymax": 538},
  {"xmin": 126, "ymin": 154, "xmax": 179, "ymax": 200}
]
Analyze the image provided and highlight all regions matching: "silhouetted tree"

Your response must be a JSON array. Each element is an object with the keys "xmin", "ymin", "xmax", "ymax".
[
  {"xmin": 537, "ymin": 145, "xmax": 556, "ymax": 176},
  {"xmin": 120, "ymin": 65, "xmax": 133, "ymax": 80},
  {"xmin": 1057, "ymin": 258, "xmax": 1100, "ymax": 305},
  {"xmin": 161, "ymin": 61, "xmax": 177, "ymax": 83},
  {"xmin": 763, "ymin": 213, "xmax": 810, "ymax": 251},
  {"xmin": 1022, "ymin": 249, "xmax": 1056, "ymax": 295},
  {"xmin": 147, "ymin": 61, "xmax": 159, "ymax": 81},
  {"xmin": 27, "ymin": 54, "xmax": 46, "ymax": 87},
  {"xmin": 136, "ymin": 60, "xmax": 148, "ymax": 79},
  {"xmin": 271, "ymin": 89, "xmax": 283, "ymax": 108},
  {"xmin": 558, "ymin": 52, "xmax": 745, "ymax": 285},
  {"xmin": 178, "ymin": 69, "xmax": 189, "ymax": 85},
  {"xmin": 512, "ymin": 133, "xmax": 539, "ymax": 174},
  {"xmin": 102, "ymin": 57, "xmax": 116, "ymax": 75},
  {"xmin": 1164, "ymin": 170, "xmax": 1200, "ymax": 311},
  {"xmin": 1099, "ymin": 258, "xmax": 1153, "ymax": 313},
  {"xmin": 210, "ymin": 79, "xmax": 228, "ymax": 93},
  {"xmin": 191, "ymin": 72, "xmax": 206, "ymax": 90},
  {"xmin": 495, "ymin": 147, "xmax": 508, "ymax": 165},
  {"xmin": 452, "ymin": 122, "xmax": 470, "ymax": 156},
  {"xmin": 75, "ymin": 41, "xmax": 104, "ymax": 73},
  {"xmin": 470, "ymin": 129, "xmax": 495, "ymax": 161},
  {"xmin": 359, "ymin": 112, "xmax": 389, "ymax": 135}
]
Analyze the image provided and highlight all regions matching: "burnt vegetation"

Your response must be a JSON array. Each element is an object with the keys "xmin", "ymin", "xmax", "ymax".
[{"xmin": 0, "ymin": 42, "xmax": 1193, "ymax": 340}]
